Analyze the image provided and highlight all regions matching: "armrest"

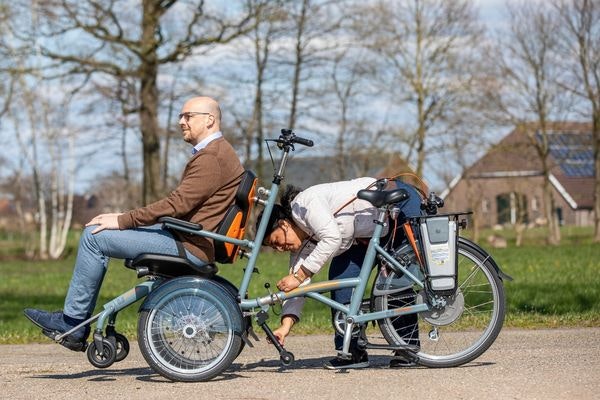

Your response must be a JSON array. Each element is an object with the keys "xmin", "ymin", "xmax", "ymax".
[{"xmin": 158, "ymin": 216, "xmax": 203, "ymax": 231}]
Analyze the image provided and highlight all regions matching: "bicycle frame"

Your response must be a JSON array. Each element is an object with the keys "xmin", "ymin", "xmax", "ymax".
[{"xmin": 64, "ymin": 135, "xmax": 429, "ymax": 359}]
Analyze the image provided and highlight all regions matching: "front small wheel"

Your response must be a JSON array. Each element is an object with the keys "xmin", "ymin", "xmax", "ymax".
[
  {"xmin": 280, "ymin": 351, "xmax": 295, "ymax": 366},
  {"xmin": 113, "ymin": 333, "xmax": 130, "ymax": 362},
  {"xmin": 137, "ymin": 278, "xmax": 244, "ymax": 382},
  {"xmin": 87, "ymin": 340, "xmax": 117, "ymax": 368}
]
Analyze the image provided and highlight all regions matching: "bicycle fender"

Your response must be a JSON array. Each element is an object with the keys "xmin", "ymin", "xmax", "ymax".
[
  {"xmin": 138, "ymin": 275, "xmax": 243, "ymax": 321},
  {"xmin": 458, "ymin": 237, "xmax": 513, "ymax": 282}
]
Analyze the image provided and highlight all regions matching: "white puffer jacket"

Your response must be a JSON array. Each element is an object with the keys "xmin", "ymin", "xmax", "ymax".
[{"xmin": 283, "ymin": 177, "xmax": 388, "ymax": 318}]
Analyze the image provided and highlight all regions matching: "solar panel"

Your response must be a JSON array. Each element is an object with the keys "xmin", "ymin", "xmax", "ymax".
[{"xmin": 536, "ymin": 131, "xmax": 594, "ymax": 178}]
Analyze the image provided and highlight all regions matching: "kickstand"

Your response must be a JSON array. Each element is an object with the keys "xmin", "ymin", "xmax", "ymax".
[{"xmin": 256, "ymin": 310, "xmax": 295, "ymax": 366}]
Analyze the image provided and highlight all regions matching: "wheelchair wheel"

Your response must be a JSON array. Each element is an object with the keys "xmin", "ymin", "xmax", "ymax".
[
  {"xmin": 374, "ymin": 237, "xmax": 506, "ymax": 368},
  {"xmin": 212, "ymin": 275, "xmax": 250, "ymax": 357},
  {"xmin": 137, "ymin": 278, "xmax": 243, "ymax": 382}
]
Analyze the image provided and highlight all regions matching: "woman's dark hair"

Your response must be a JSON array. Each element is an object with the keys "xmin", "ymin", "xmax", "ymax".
[{"xmin": 255, "ymin": 184, "xmax": 302, "ymax": 244}]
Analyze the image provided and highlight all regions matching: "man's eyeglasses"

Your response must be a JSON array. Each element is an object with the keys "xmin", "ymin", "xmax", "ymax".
[{"xmin": 178, "ymin": 112, "xmax": 210, "ymax": 122}]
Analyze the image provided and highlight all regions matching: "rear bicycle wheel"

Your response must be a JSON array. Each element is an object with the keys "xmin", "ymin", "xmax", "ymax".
[
  {"xmin": 375, "ymin": 238, "xmax": 506, "ymax": 367},
  {"xmin": 137, "ymin": 278, "xmax": 243, "ymax": 381}
]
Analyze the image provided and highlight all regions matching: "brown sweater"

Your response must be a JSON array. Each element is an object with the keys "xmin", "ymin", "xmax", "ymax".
[{"xmin": 117, "ymin": 137, "xmax": 244, "ymax": 262}]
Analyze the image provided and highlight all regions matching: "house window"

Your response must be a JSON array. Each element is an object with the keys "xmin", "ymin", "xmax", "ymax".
[
  {"xmin": 556, "ymin": 207, "xmax": 564, "ymax": 226},
  {"xmin": 497, "ymin": 192, "xmax": 528, "ymax": 225}
]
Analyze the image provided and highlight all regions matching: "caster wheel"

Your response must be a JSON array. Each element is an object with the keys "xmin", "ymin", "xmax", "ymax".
[
  {"xmin": 87, "ymin": 339, "xmax": 117, "ymax": 368},
  {"xmin": 280, "ymin": 351, "xmax": 295, "ymax": 366},
  {"xmin": 113, "ymin": 333, "xmax": 130, "ymax": 362}
]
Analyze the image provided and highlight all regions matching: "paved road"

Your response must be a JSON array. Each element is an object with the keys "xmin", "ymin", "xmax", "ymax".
[{"xmin": 1, "ymin": 328, "xmax": 598, "ymax": 400}]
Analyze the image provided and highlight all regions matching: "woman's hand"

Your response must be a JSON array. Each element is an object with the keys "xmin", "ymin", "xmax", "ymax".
[
  {"xmin": 277, "ymin": 267, "xmax": 311, "ymax": 292},
  {"xmin": 272, "ymin": 326, "xmax": 290, "ymax": 346},
  {"xmin": 268, "ymin": 316, "xmax": 295, "ymax": 346},
  {"xmin": 86, "ymin": 213, "xmax": 123, "ymax": 234},
  {"xmin": 276, "ymin": 274, "xmax": 301, "ymax": 292}
]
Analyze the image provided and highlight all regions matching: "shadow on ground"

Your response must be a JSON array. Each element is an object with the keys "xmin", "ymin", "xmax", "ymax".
[{"xmin": 30, "ymin": 355, "xmax": 494, "ymax": 383}]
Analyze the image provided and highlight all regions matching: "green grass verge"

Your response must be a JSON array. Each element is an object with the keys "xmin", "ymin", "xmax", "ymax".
[{"xmin": 1, "ymin": 226, "xmax": 599, "ymax": 344}]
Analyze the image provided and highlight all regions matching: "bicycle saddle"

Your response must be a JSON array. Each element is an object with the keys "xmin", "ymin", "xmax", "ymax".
[{"xmin": 357, "ymin": 188, "xmax": 409, "ymax": 207}]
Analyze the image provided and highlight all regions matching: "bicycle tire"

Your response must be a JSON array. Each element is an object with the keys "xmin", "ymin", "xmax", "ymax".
[
  {"xmin": 374, "ymin": 237, "xmax": 506, "ymax": 367},
  {"xmin": 137, "ymin": 277, "xmax": 243, "ymax": 382}
]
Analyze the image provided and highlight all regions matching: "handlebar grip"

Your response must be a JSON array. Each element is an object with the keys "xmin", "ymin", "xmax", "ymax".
[{"xmin": 293, "ymin": 136, "xmax": 314, "ymax": 147}]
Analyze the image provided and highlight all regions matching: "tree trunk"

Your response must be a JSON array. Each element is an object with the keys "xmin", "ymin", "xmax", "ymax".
[
  {"xmin": 140, "ymin": 1, "xmax": 162, "ymax": 205},
  {"xmin": 335, "ymin": 101, "xmax": 348, "ymax": 180},
  {"xmin": 49, "ymin": 135, "xmax": 75, "ymax": 259},
  {"xmin": 288, "ymin": 0, "xmax": 309, "ymax": 130},
  {"xmin": 593, "ymin": 113, "xmax": 600, "ymax": 242},
  {"xmin": 162, "ymin": 74, "xmax": 179, "ymax": 191},
  {"xmin": 543, "ymin": 175, "xmax": 561, "ymax": 245},
  {"xmin": 414, "ymin": 10, "xmax": 425, "ymax": 179},
  {"xmin": 252, "ymin": 18, "xmax": 268, "ymax": 182}
]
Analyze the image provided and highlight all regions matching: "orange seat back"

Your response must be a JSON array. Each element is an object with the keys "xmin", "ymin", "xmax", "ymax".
[{"xmin": 214, "ymin": 171, "xmax": 257, "ymax": 264}]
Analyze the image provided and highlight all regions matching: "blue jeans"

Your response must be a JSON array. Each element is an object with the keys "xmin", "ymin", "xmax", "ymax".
[
  {"xmin": 329, "ymin": 243, "xmax": 367, "ymax": 352},
  {"xmin": 63, "ymin": 224, "xmax": 206, "ymax": 320}
]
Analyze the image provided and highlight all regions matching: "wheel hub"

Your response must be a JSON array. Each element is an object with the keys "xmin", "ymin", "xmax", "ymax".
[
  {"xmin": 183, "ymin": 324, "xmax": 197, "ymax": 339},
  {"xmin": 417, "ymin": 290, "xmax": 465, "ymax": 326},
  {"xmin": 175, "ymin": 314, "xmax": 208, "ymax": 339}
]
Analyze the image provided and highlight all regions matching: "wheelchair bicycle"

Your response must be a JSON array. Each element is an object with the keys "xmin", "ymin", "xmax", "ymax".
[{"xmin": 49, "ymin": 129, "xmax": 511, "ymax": 381}]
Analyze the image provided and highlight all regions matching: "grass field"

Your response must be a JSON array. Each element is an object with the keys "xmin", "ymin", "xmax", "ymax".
[{"xmin": 1, "ymin": 226, "xmax": 599, "ymax": 344}]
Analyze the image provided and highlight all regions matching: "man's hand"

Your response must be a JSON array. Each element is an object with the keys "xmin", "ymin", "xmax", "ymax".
[{"xmin": 86, "ymin": 213, "xmax": 122, "ymax": 234}]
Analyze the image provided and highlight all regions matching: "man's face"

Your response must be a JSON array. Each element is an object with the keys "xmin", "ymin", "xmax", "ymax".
[{"xmin": 178, "ymin": 103, "xmax": 213, "ymax": 145}]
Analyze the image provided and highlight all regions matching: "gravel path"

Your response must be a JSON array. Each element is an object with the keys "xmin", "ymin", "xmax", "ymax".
[{"xmin": 1, "ymin": 328, "xmax": 598, "ymax": 400}]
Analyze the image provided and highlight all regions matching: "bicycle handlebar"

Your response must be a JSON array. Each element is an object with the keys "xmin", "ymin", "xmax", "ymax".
[
  {"xmin": 276, "ymin": 129, "xmax": 314, "ymax": 148},
  {"xmin": 292, "ymin": 136, "xmax": 314, "ymax": 147}
]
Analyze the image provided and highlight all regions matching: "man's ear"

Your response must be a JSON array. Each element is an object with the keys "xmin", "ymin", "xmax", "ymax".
[{"xmin": 206, "ymin": 114, "xmax": 216, "ymax": 128}]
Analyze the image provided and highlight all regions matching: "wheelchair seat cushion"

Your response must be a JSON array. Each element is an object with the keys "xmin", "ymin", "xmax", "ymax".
[{"xmin": 125, "ymin": 253, "xmax": 218, "ymax": 278}]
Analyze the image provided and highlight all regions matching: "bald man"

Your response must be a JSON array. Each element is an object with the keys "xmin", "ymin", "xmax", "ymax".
[{"xmin": 24, "ymin": 96, "xmax": 244, "ymax": 351}]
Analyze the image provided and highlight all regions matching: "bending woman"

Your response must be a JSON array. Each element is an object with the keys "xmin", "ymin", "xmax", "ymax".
[{"xmin": 257, "ymin": 177, "xmax": 422, "ymax": 370}]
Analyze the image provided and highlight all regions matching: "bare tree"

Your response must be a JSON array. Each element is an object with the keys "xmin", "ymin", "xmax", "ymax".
[
  {"xmin": 486, "ymin": 2, "xmax": 567, "ymax": 245},
  {"xmin": 358, "ymin": 0, "xmax": 483, "ymax": 178},
  {"xmin": 246, "ymin": 0, "xmax": 286, "ymax": 182},
  {"xmin": 555, "ymin": 0, "xmax": 600, "ymax": 241},
  {"xmin": 9, "ymin": 0, "xmax": 256, "ymax": 204},
  {"xmin": 11, "ymin": 76, "xmax": 77, "ymax": 259},
  {"xmin": 279, "ymin": 0, "xmax": 346, "ymax": 130},
  {"xmin": 327, "ymin": 49, "xmax": 378, "ymax": 180}
]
